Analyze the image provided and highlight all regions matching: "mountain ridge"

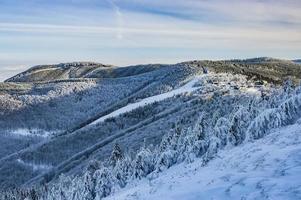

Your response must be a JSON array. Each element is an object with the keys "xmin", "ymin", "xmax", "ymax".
[
  {"xmin": 4, "ymin": 57, "xmax": 301, "ymax": 83},
  {"xmin": 4, "ymin": 62, "xmax": 114, "ymax": 83},
  {"xmin": 0, "ymin": 57, "xmax": 301, "ymax": 192}
]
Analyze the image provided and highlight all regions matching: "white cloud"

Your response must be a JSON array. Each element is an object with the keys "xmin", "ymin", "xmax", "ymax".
[
  {"xmin": 113, "ymin": 0, "xmax": 301, "ymax": 30},
  {"xmin": 105, "ymin": 0, "xmax": 124, "ymax": 39},
  {"xmin": 0, "ymin": 19, "xmax": 300, "ymax": 44}
]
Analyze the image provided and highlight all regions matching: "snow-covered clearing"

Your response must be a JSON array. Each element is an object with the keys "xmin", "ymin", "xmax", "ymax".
[
  {"xmin": 90, "ymin": 77, "xmax": 202, "ymax": 125},
  {"xmin": 8, "ymin": 129, "xmax": 55, "ymax": 137},
  {"xmin": 28, "ymin": 67, "xmax": 57, "ymax": 74},
  {"xmin": 244, "ymin": 87, "xmax": 262, "ymax": 95},
  {"xmin": 16, "ymin": 158, "xmax": 52, "ymax": 171},
  {"xmin": 106, "ymin": 121, "xmax": 301, "ymax": 200},
  {"xmin": 90, "ymin": 73, "xmax": 264, "ymax": 126}
]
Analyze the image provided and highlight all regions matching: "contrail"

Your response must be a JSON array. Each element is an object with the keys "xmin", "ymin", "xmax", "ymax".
[{"xmin": 105, "ymin": 0, "xmax": 124, "ymax": 40}]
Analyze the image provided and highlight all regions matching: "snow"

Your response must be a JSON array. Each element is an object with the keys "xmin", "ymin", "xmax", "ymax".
[
  {"xmin": 16, "ymin": 158, "xmax": 52, "ymax": 171},
  {"xmin": 90, "ymin": 73, "xmax": 266, "ymax": 126},
  {"xmin": 90, "ymin": 77, "xmax": 202, "ymax": 125},
  {"xmin": 106, "ymin": 121, "xmax": 301, "ymax": 200},
  {"xmin": 9, "ymin": 129, "xmax": 55, "ymax": 137},
  {"xmin": 244, "ymin": 87, "xmax": 261, "ymax": 96},
  {"xmin": 29, "ymin": 68, "xmax": 57, "ymax": 74}
]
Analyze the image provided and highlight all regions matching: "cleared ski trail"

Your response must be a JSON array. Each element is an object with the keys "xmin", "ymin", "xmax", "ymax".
[{"xmin": 90, "ymin": 77, "xmax": 202, "ymax": 125}]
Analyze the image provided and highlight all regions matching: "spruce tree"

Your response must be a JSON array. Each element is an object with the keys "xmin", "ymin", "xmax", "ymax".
[{"xmin": 110, "ymin": 143, "xmax": 124, "ymax": 167}]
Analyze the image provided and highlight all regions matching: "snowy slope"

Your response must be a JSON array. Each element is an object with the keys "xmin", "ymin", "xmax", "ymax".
[
  {"xmin": 106, "ymin": 121, "xmax": 301, "ymax": 200},
  {"xmin": 90, "ymin": 77, "xmax": 202, "ymax": 125},
  {"xmin": 90, "ymin": 73, "xmax": 261, "ymax": 126},
  {"xmin": 8, "ymin": 129, "xmax": 56, "ymax": 137}
]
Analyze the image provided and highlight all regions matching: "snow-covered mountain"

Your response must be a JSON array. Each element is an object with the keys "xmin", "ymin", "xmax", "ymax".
[{"xmin": 0, "ymin": 58, "xmax": 301, "ymax": 199}]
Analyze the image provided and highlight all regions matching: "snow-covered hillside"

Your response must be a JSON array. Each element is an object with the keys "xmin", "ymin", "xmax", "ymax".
[
  {"xmin": 1, "ymin": 59, "xmax": 301, "ymax": 199},
  {"xmin": 90, "ymin": 76, "xmax": 202, "ymax": 125},
  {"xmin": 90, "ymin": 73, "xmax": 263, "ymax": 126},
  {"xmin": 106, "ymin": 121, "xmax": 301, "ymax": 200}
]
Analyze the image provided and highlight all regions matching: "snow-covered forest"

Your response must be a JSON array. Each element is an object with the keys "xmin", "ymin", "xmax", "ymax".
[
  {"xmin": 1, "ymin": 60, "xmax": 301, "ymax": 199},
  {"xmin": 2, "ymin": 66, "xmax": 301, "ymax": 199},
  {"xmin": 1, "ymin": 0, "xmax": 300, "ymax": 197}
]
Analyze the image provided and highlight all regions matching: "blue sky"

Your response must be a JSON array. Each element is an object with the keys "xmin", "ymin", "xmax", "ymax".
[{"xmin": 0, "ymin": 0, "xmax": 301, "ymax": 81}]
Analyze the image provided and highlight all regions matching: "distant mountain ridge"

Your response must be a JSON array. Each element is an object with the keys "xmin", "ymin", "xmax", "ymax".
[
  {"xmin": 4, "ymin": 57, "xmax": 301, "ymax": 83},
  {"xmin": 5, "ymin": 62, "xmax": 114, "ymax": 83},
  {"xmin": 293, "ymin": 59, "xmax": 301, "ymax": 64},
  {"xmin": 4, "ymin": 62, "xmax": 172, "ymax": 83},
  {"xmin": 233, "ymin": 57, "xmax": 294, "ymax": 63}
]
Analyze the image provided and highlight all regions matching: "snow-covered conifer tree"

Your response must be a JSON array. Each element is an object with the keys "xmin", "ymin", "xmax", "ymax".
[
  {"xmin": 155, "ymin": 150, "xmax": 177, "ymax": 172},
  {"xmin": 113, "ymin": 155, "xmax": 132, "ymax": 188},
  {"xmin": 132, "ymin": 147, "xmax": 154, "ymax": 179},
  {"xmin": 214, "ymin": 117, "xmax": 230, "ymax": 146},
  {"xmin": 87, "ymin": 159, "xmax": 101, "ymax": 174},
  {"xmin": 228, "ymin": 106, "xmax": 251, "ymax": 145},
  {"xmin": 79, "ymin": 171, "xmax": 95, "ymax": 200},
  {"xmin": 94, "ymin": 167, "xmax": 114, "ymax": 199},
  {"xmin": 109, "ymin": 143, "xmax": 123, "ymax": 167}
]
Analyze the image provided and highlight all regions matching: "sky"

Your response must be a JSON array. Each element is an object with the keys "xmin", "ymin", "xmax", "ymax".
[{"xmin": 0, "ymin": 0, "xmax": 301, "ymax": 81}]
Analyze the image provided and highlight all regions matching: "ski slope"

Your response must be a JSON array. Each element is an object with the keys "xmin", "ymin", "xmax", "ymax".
[
  {"xmin": 106, "ymin": 121, "xmax": 301, "ymax": 200},
  {"xmin": 90, "ymin": 73, "xmax": 263, "ymax": 126},
  {"xmin": 90, "ymin": 77, "xmax": 202, "ymax": 125}
]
